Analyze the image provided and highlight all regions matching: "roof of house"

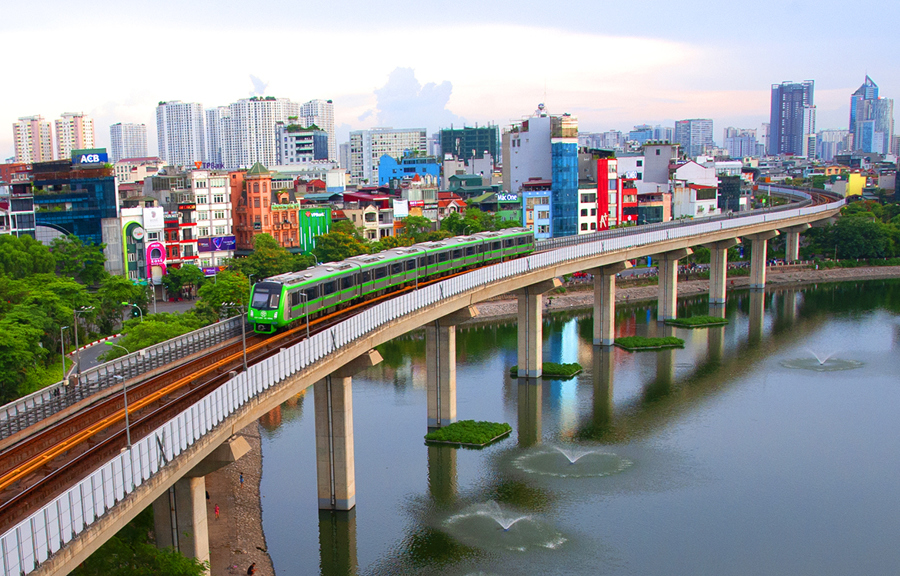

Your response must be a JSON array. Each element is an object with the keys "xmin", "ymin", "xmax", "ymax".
[{"xmin": 246, "ymin": 162, "xmax": 269, "ymax": 176}]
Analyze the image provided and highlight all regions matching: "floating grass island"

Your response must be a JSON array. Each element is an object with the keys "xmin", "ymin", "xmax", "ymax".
[
  {"xmin": 509, "ymin": 362, "xmax": 583, "ymax": 378},
  {"xmin": 614, "ymin": 336, "xmax": 685, "ymax": 351},
  {"xmin": 664, "ymin": 315, "xmax": 729, "ymax": 328},
  {"xmin": 424, "ymin": 420, "xmax": 512, "ymax": 447}
]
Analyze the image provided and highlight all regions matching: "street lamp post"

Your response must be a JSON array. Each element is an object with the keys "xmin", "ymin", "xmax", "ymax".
[
  {"xmin": 298, "ymin": 293, "xmax": 309, "ymax": 339},
  {"xmin": 111, "ymin": 373, "xmax": 132, "ymax": 450},
  {"xmin": 74, "ymin": 306, "xmax": 94, "ymax": 379},
  {"xmin": 224, "ymin": 302, "xmax": 249, "ymax": 370},
  {"xmin": 60, "ymin": 325, "xmax": 69, "ymax": 383},
  {"xmin": 122, "ymin": 302, "xmax": 143, "ymax": 323},
  {"xmin": 248, "ymin": 274, "xmax": 255, "ymax": 289}
]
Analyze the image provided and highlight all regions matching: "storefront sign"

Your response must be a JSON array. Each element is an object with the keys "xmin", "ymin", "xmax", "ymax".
[
  {"xmin": 272, "ymin": 203, "xmax": 300, "ymax": 211},
  {"xmin": 496, "ymin": 193, "xmax": 519, "ymax": 202},
  {"xmin": 198, "ymin": 235, "xmax": 236, "ymax": 252}
]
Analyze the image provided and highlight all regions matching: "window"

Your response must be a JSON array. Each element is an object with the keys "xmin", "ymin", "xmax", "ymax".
[
  {"xmin": 147, "ymin": 232, "xmax": 159, "ymax": 241},
  {"xmin": 580, "ymin": 209, "xmax": 588, "ymax": 217},
  {"xmin": 637, "ymin": 160, "xmax": 643, "ymax": 167},
  {"xmin": 341, "ymin": 276, "xmax": 355, "ymax": 290},
  {"xmin": 465, "ymin": 246, "xmax": 475, "ymax": 256},
  {"xmin": 636, "ymin": 172, "xmax": 642, "ymax": 180},
  {"xmin": 374, "ymin": 267, "xmax": 387, "ymax": 279},
  {"xmin": 438, "ymin": 252, "xmax": 449, "ymax": 262},
  {"xmin": 304, "ymin": 286, "xmax": 318, "ymax": 301},
  {"xmin": 503, "ymin": 239, "xmax": 514, "ymax": 248},
  {"xmin": 452, "ymin": 249, "xmax": 462, "ymax": 259},
  {"xmin": 656, "ymin": 149, "xmax": 661, "ymax": 155},
  {"xmin": 323, "ymin": 281, "xmax": 336, "ymax": 295},
  {"xmin": 196, "ymin": 195, "xmax": 208, "ymax": 204},
  {"xmin": 254, "ymin": 198, "xmax": 260, "ymax": 208},
  {"xmin": 492, "ymin": 241, "xmax": 501, "ymax": 251},
  {"xmin": 591, "ymin": 208, "xmax": 597, "ymax": 216},
  {"xmin": 198, "ymin": 227, "xmax": 209, "ymax": 236},
  {"xmin": 213, "ymin": 194, "xmax": 225, "ymax": 203},
  {"xmin": 406, "ymin": 259, "xmax": 416, "ymax": 271},
  {"xmin": 581, "ymin": 223, "xmax": 588, "ymax": 231},
  {"xmin": 591, "ymin": 222, "xmax": 597, "ymax": 230},
  {"xmin": 361, "ymin": 270, "xmax": 371, "ymax": 283},
  {"xmin": 198, "ymin": 211, "xmax": 209, "ymax": 221},
  {"xmin": 390, "ymin": 262, "xmax": 403, "ymax": 274},
  {"xmin": 214, "ymin": 211, "xmax": 225, "ymax": 220},
  {"xmin": 290, "ymin": 291, "xmax": 301, "ymax": 307},
  {"xmin": 427, "ymin": 255, "xmax": 435, "ymax": 265},
  {"xmin": 518, "ymin": 236, "xmax": 527, "ymax": 245},
  {"xmin": 214, "ymin": 226, "xmax": 226, "ymax": 235}
]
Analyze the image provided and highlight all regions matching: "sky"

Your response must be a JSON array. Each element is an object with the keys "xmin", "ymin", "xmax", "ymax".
[{"xmin": 1, "ymin": 0, "xmax": 898, "ymax": 160}]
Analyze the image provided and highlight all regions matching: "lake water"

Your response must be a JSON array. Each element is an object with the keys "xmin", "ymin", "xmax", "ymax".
[{"xmin": 258, "ymin": 281, "xmax": 900, "ymax": 575}]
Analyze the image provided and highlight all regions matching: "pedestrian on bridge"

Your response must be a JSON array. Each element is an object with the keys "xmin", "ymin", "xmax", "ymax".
[{"xmin": 214, "ymin": 504, "xmax": 220, "ymax": 519}]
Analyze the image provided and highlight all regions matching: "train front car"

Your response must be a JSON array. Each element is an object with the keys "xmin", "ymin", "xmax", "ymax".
[{"xmin": 249, "ymin": 281, "xmax": 286, "ymax": 334}]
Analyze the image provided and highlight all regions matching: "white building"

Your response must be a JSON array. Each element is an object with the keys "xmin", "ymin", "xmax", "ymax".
[
  {"xmin": 502, "ymin": 107, "xmax": 553, "ymax": 193},
  {"xmin": 299, "ymin": 99, "xmax": 336, "ymax": 162},
  {"xmin": 204, "ymin": 107, "xmax": 230, "ymax": 168},
  {"xmin": 672, "ymin": 182, "xmax": 720, "ymax": 219},
  {"xmin": 219, "ymin": 97, "xmax": 300, "ymax": 170},
  {"xmin": 156, "ymin": 101, "xmax": 206, "ymax": 168},
  {"xmin": 577, "ymin": 188, "xmax": 598, "ymax": 234},
  {"xmin": 55, "ymin": 112, "xmax": 95, "ymax": 160},
  {"xmin": 275, "ymin": 123, "xmax": 328, "ymax": 165},
  {"xmin": 674, "ymin": 118, "xmax": 714, "ymax": 158},
  {"xmin": 191, "ymin": 170, "xmax": 234, "ymax": 271},
  {"xmin": 268, "ymin": 161, "xmax": 345, "ymax": 191},
  {"xmin": 115, "ymin": 157, "xmax": 166, "ymax": 184},
  {"xmin": 672, "ymin": 160, "xmax": 718, "ymax": 187},
  {"xmin": 349, "ymin": 128, "xmax": 428, "ymax": 185},
  {"xmin": 109, "ymin": 123, "xmax": 148, "ymax": 163},
  {"xmin": 12, "ymin": 115, "xmax": 53, "ymax": 163}
]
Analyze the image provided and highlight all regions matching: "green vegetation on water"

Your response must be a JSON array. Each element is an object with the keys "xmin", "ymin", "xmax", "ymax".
[
  {"xmin": 424, "ymin": 420, "xmax": 512, "ymax": 446},
  {"xmin": 614, "ymin": 336, "xmax": 685, "ymax": 351},
  {"xmin": 664, "ymin": 315, "xmax": 729, "ymax": 328},
  {"xmin": 509, "ymin": 362, "xmax": 582, "ymax": 378}
]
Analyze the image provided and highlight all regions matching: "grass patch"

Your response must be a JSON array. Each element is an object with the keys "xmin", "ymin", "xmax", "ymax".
[
  {"xmin": 509, "ymin": 362, "xmax": 582, "ymax": 378},
  {"xmin": 614, "ymin": 336, "xmax": 685, "ymax": 351},
  {"xmin": 664, "ymin": 315, "xmax": 729, "ymax": 328},
  {"xmin": 424, "ymin": 420, "xmax": 512, "ymax": 447}
]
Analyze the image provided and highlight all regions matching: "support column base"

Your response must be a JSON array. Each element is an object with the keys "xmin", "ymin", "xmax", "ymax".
[
  {"xmin": 319, "ymin": 496, "xmax": 356, "ymax": 511},
  {"xmin": 427, "ymin": 416, "xmax": 457, "ymax": 428},
  {"xmin": 593, "ymin": 337, "xmax": 615, "ymax": 346}
]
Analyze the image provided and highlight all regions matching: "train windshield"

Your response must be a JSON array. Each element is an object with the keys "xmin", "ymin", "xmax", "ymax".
[{"xmin": 251, "ymin": 283, "xmax": 282, "ymax": 310}]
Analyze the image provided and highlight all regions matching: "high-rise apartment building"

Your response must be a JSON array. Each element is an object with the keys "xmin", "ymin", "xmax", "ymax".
[
  {"xmin": 204, "ymin": 107, "xmax": 230, "ymax": 168},
  {"xmin": 629, "ymin": 125, "xmax": 654, "ymax": 144},
  {"xmin": 219, "ymin": 97, "xmax": 300, "ymax": 170},
  {"xmin": 816, "ymin": 130, "xmax": 851, "ymax": 162},
  {"xmin": 109, "ymin": 123, "xmax": 148, "ymax": 163},
  {"xmin": 674, "ymin": 119, "xmax": 714, "ymax": 158},
  {"xmin": 12, "ymin": 116, "xmax": 53, "ymax": 163},
  {"xmin": 348, "ymin": 128, "xmax": 428, "ymax": 185},
  {"xmin": 723, "ymin": 127, "xmax": 759, "ymax": 159},
  {"xmin": 156, "ymin": 101, "xmax": 206, "ymax": 168},
  {"xmin": 275, "ymin": 123, "xmax": 328, "ymax": 165},
  {"xmin": 849, "ymin": 76, "xmax": 893, "ymax": 154},
  {"xmin": 299, "ymin": 99, "xmax": 336, "ymax": 162},
  {"xmin": 55, "ymin": 113, "xmax": 95, "ymax": 161},
  {"xmin": 440, "ymin": 126, "xmax": 500, "ymax": 165},
  {"xmin": 769, "ymin": 80, "xmax": 815, "ymax": 156}
]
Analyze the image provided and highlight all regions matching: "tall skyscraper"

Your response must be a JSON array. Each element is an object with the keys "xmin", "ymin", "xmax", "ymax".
[
  {"xmin": 348, "ymin": 128, "xmax": 428, "ymax": 185},
  {"xmin": 440, "ymin": 126, "xmax": 500, "ymax": 164},
  {"xmin": 55, "ymin": 112, "xmax": 95, "ymax": 160},
  {"xmin": 849, "ymin": 76, "xmax": 893, "ymax": 154},
  {"xmin": 156, "ymin": 101, "xmax": 206, "ymax": 167},
  {"xmin": 219, "ymin": 97, "xmax": 300, "ymax": 170},
  {"xmin": 674, "ymin": 119, "xmax": 714, "ymax": 157},
  {"xmin": 299, "ymin": 99, "xmax": 336, "ymax": 162},
  {"xmin": 204, "ymin": 107, "xmax": 230, "ymax": 168},
  {"xmin": 769, "ymin": 80, "xmax": 815, "ymax": 156},
  {"xmin": 723, "ymin": 127, "xmax": 759, "ymax": 159},
  {"xmin": 12, "ymin": 115, "xmax": 53, "ymax": 162},
  {"xmin": 109, "ymin": 123, "xmax": 148, "ymax": 163}
]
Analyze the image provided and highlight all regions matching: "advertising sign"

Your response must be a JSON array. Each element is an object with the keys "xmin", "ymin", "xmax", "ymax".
[
  {"xmin": 203, "ymin": 266, "xmax": 227, "ymax": 276},
  {"xmin": 392, "ymin": 199, "xmax": 409, "ymax": 218},
  {"xmin": 299, "ymin": 206, "xmax": 332, "ymax": 253},
  {"xmin": 143, "ymin": 207, "xmax": 164, "ymax": 229},
  {"xmin": 198, "ymin": 235, "xmax": 236, "ymax": 253},
  {"xmin": 146, "ymin": 241, "xmax": 167, "ymax": 279},
  {"xmin": 272, "ymin": 203, "xmax": 300, "ymax": 211},
  {"xmin": 496, "ymin": 193, "xmax": 519, "ymax": 202},
  {"xmin": 72, "ymin": 148, "xmax": 108, "ymax": 166},
  {"xmin": 131, "ymin": 227, "xmax": 145, "ymax": 241}
]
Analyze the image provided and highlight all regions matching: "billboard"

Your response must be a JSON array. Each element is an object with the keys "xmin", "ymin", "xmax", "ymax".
[
  {"xmin": 143, "ymin": 206, "xmax": 164, "ymax": 229},
  {"xmin": 392, "ymin": 199, "xmax": 409, "ymax": 218},
  {"xmin": 299, "ymin": 207, "xmax": 332, "ymax": 253},
  {"xmin": 198, "ymin": 235, "xmax": 236, "ymax": 252},
  {"xmin": 72, "ymin": 148, "xmax": 109, "ymax": 166}
]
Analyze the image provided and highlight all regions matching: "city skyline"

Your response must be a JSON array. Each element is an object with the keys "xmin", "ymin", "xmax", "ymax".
[{"xmin": 1, "ymin": 0, "xmax": 897, "ymax": 159}]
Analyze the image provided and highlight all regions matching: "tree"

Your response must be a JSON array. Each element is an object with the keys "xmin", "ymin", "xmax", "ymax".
[
  {"xmin": 331, "ymin": 219, "xmax": 366, "ymax": 241},
  {"xmin": 0, "ymin": 321, "xmax": 47, "ymax": 401},
  {"xmin": 96, "ymin": 275, "xmax": 147, "ymax": 334},
  {"xmin": 50, "ymin": 235, "xmax": 107, "ymax": 285},
  {"xmin": 0, "ymin": 234, "xmax": 56, "ymax": 279},
  {"xmin": 830, "ymin": 216, "xmax": 890, "ymax": 259},
  {"xmin": 162, "ymin": 265, "xmax": 205, "ymax": 298},
  {"xmin": 100, "ymin": 313, "xmax": 206, "ymax": 361},
  {"xmin": 313, "ymin": 231, "xmax": 370, "ymax": 263},
  {"xmin": 195, "ymin": 270, "xmax": 250, "ymax": 322},
  {"xmin": 370, "ymin": 235, "xmax": 411, "ymax": 253},
  {"xmin": 399, "ymin": 216, "xmax": 434, "ymax": 243},
  {"xmin": 226, "ymin": 234, "xmax": 296, "ymax": 280}
]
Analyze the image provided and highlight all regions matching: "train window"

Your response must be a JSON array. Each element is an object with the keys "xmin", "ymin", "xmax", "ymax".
[
  {"xmin": 251, "ymin": 289, "xmax": 270, "ymax": 308},
  {"xmin": 418, "ymin": 257, "xmax": 427, "ymax": 268},
  {"xmin": 492, "ymin": 241, "xmax": 501, "ymax": 251},
  {"xmin": 323, "ymin": 281, "xmax": 336, "ymax": 295},
  {"xmin": 427, "ymin": 255, "xmax": 435, "ymax": 265},
  {"xmin": 518, "ymin": 236, "xmax": 527, "ymax": 245},
  {"xmin": 374, "ymin": 267, "xmax": 387, "ymax": 279},
  {"xmin": 341, "ymin": 275, "xmax": 355, "ymax": 290},
  {"xmin": 478, "ymin": 244, "xmax": 486, "ymax": 253},
  {"xmin": 304, "ymin": 287, "xmax": 318, "ymax": 301},
  {"xmin": 361, "ymin": 270, "xmax": 371, "ymax": 283},
  {"xmin": 465, "ymin": 246, "xmax": 475, "ymax": 256},
  {"xmin": 438, "ymin": 252, "xmax": 449, "ymax": 263},
  {"xmin": 290, "ymin": 291, "xmax": 300, "ymax": 307},
  {"xmin": 391, "ymin": 262, "xmax": 403, "ymax": 274},
  {"xmin": 504, "ymin": 239, "xmax": 514, "ymax": 248},
  {"xmin": 452, "ymin": 249, "xmax": 462, "ymax": 259}
]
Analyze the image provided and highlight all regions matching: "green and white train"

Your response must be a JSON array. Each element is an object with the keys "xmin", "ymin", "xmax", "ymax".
[{"xmin": 248, "ymin": 228, "xmax": 535, "ymax": 334}]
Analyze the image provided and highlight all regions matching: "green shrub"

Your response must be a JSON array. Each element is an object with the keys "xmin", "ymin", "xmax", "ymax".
[
  {"xmin": 424, "ymin": 420, "xmax": 511, "ymax": 446},
  {"xmin": 614, "ymin": 336, "xmax": 684, "ymax": 351},
  {"xmin": 665, "ymin": 316, "xmax": 729, "ymax": 328},
  {"xmin": 509, "ymin": 362, "xmax": 582, "ymax": 378}
]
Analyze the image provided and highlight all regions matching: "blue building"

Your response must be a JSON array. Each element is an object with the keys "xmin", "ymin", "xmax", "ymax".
[
  {"xmin": 31, "ymin": 149, "xmax": 117, "ymax": 248},
  {"xmin": 550, "ymin": 132, "xmax": 579, "ymax": 237},
  {"xmin": 378, "ymin": 152, "xmax": 440, "ymax": 188}
]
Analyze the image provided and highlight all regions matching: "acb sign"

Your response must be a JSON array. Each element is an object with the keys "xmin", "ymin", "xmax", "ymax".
[{"xmin": 72, "ymin": 148, "xmax": 108, "ymax": 166}]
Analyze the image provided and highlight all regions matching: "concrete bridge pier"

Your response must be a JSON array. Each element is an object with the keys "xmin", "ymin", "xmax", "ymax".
[
  {"xmin": 780, "ymin": 289, "xmax": 800, "ymax": 324},
  {"xmin": 704, "ymin": 239, "xmax": 740, "ymax": 304},
  {"xmin": 591, "ymin": 262, "xmax": 630, "ymax": 346},
  {"xmin": 592, "ymin": 347, "xmax": 615, "ymax": 431},
  {"xmin": 746, "ymin": 231, "xmax": 779, "ymax": 288},
  {"xmin": 517, "ymin": 378, "xmax": 542, "ymax": 447},
  {"xmin": 425, "ymin": 307, "xmax": 477, "ymax": 429},
  {"xmin": 655, "ymin": 249, "xmax": 692, "ymax": 321},
  {"xmin": 427, "ymin": 445, "xmax": 458, "ymax": 506},
  {"xmin": 314, "ymin": 349, "xmax": 382, "ymax": 511},
  {"xmin": 782, "ymin": 224, "xmax": 810, "ymax": 263},
  {"xmin": 655, "ymin": 324, "xmax": 677, "ymax": 389},
  {"xmin": 515, "ymin": 279, "xmax": 562, "ymax": 377},
  {"xmin": 318, "ymin": 509, "xmax": 358, "ymax": 576},
  {"xmin": 152, "ymin": 435, "xmax": 251, "ymax": 565},
  {"xmin": 748, "ymin": 290, "xmax": 766, "ymax": 344}
]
